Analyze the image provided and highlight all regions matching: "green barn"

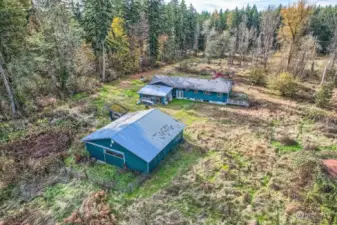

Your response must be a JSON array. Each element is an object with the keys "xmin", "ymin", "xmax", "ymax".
[{"xmin": 81, "ymin": 109, "xmax": 185, "ymax": 173}]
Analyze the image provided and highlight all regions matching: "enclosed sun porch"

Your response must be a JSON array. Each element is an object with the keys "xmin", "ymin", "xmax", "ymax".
[{"xmin": 137, "ymin": 84, "xmax": 173, "ymax": 105}]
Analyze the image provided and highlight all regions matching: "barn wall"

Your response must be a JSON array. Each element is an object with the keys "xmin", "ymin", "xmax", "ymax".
[
  {"xmin": 149, "ymin": 130, "xmax": 184, "ymax": 172},
  {"xmin": 85, "ymin": 143, "xmax": 105, "ymax": 162},
  {"xmin": 86, "ymin": 139, "xmax": 148, "ymax": 172}
]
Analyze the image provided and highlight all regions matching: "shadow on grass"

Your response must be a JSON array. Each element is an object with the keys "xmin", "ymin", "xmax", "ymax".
[{"xmin": 272, "ymin": 140, "xmax": 303, "ymax": 153}]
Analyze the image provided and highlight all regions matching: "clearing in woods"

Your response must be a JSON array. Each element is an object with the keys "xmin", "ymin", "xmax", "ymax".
[{"xmin": 1, "ymin": 58, "xmax": 337, "ymax": 224}]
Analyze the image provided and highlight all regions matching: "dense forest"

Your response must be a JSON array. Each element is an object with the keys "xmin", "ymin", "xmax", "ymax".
[{"xmin": 0, "ymin": 0, "xmax": 337, "ymax": 119}]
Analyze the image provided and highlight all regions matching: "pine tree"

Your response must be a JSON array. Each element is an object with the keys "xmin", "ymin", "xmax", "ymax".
[
  {"xmin": 82, "ymin": 0, "xmax": 113, "ymax": 82},
  {"xmin": 0, "ymin": 0, "xmax": 28, "ymax": 117},
  {"xmin": 146, "ymin": 0, "xmax": 163, "ymax": 64},
  {"xmin": 187, "ymin": 4, "xmax": 198, "ymax": 51},
  {"xmin": 218, "ymin": 9, "xmax": 227, "ymax": 31},
  {"xmin": 179, "ymin": 0, "xmax": 189, "ymax": 55}
]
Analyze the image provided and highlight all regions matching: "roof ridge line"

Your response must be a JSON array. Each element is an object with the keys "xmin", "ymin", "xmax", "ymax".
[{"xmin": 111, "ymin": 109, "xmax": 157, "ymax": 139}]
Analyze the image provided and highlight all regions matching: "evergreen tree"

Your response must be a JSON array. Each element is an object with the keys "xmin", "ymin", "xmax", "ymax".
[
  {"xmin": 179, "ymin": 0, "xmax": 189, "ymax": 54},
  {"xmin": 82, "ymin": 0, "xmax": 113, "ymax": 82},
  {"xmin": 187, "ymin": 4, "xmax": 198, "ymax": 50},
  {"xmin": 124, "ymin": 0, "xmax": 142, "ymax": 28},
  {"xmin": 0, "ymin": 0, "xmax": 29, "ymax": 117},
  {"xmin": 310, "ymin": 6, "xmax": 337, "ymax": 53},
  {"xmin": 219, "ymin": 9, "xmax": 227, "ymax": 31},
  {"xmin": 229, "ymin": 7, "xmax": 242, "ymax": 30},
  {"xmin": 146, "ymin": 0, "xmax": 163, "ymax": 64}
]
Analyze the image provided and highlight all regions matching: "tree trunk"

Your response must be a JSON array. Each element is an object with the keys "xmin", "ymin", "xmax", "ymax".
[
  {"xmin": 320, "ymin": 52, "xmax": 336, "ymax": 86},
  {"xmin": 287, "ymin": 41, "xmax": 294, "ymax": 71},
  {"xmin": 321, "ymin": 58, "xmax": 331, "ymax": 86},
  {"xmin": 328, "ymin": 214, "xmax": 335, "ymax": 225},
  {"xmin": 0, "ymin": 62, "xmax": 16, "ymax": 118},
  {"xmin": 263, "ymin": 51, "xmax": 268, "ymax": 70},
  {"xmin": 101, "ymin": 41, "xmax": 106, "ymax": 82}
]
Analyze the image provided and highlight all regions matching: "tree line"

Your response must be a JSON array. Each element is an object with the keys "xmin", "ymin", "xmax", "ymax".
[
  {"xmin": 201, "ymin": 1, "xmax": 337, "ymax": 76},
  {"xmin": 0, "ymin": 0, "xmax": 336, "ymax": 119}
]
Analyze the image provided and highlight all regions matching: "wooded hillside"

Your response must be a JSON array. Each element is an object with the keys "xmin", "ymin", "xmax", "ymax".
[{"xmin": 1, "ymin": 0, "xmax": 337, "ymax": 119}]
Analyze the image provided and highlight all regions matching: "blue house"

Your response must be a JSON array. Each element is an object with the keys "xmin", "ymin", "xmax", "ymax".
[
  {"xmin": 138, "ymin": 75, "xmax": 235, "ymax": 105},
  {"xmin": 81, "ymin": 109, "xmax": 185, "ymax": 173}
]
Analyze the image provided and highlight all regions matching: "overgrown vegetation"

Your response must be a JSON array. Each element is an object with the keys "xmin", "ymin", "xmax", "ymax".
[
  {"xmin": 249, "ymin": 68, "xmax": 267, "ymax": 86},
  {"xmin": 315, "ymin": 82, "xmax": 334, "ymax": 107},
  {"xmin": 1, "ymin": 0, "xmax": 337, "ymax": 224},
  {"xmin": 269, "ymin": 72, "xmax": 297, "ymax": 97}
]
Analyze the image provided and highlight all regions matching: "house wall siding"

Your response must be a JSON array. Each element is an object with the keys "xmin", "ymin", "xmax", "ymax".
[{"xmin": 174, "ymin": 88, "xmax": 228, "ymax": 102}]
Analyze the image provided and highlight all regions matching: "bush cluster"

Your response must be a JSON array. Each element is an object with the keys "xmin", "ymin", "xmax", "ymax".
[
  {"xmin": 315, "ymin": 82, "xmax": 334, "ymax": 108},
  {"xmin": 269, "ymin": 72, "xmax": 297, "ymax": 97},
  {"xmin": 249, "ymin": 68, "xmax": 266, "ymax": 86}
]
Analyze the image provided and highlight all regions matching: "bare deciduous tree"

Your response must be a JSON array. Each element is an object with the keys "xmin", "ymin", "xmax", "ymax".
[
  {"xmin": 293, "ymin": 35, "xmax": 318, "ymax": 78},
  {"xmin": 259, "ymin": 7, "xmax": 280, "ymax": 69},
  {"xmin": 237, "ymin": 16, "xmax": 256, "ymax": 66},
  {"xmin": 321, "ymin": 11, "xmax": 337, "ymax": 85},
  {"xmin": 227, "ymin": 29, "xmax": 237, "ymax": 66}
]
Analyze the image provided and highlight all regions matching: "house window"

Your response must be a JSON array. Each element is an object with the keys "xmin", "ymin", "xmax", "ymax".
[
  {"xmin": 185, "ymin": 89, "xmax": 189, "ymax": 92},
  {"xmin": 204, "ymin": 91, "xmax": 211, "ymax": 95},
  {"xmin": 105, "ymin": 149, "xmax": 124, "ymax": 159},
  {"xmin": 217, "ymin": 93, "xmax": 223, "ymax": 97},
  {"xmin": 194, "ymin": 90, "xmax": 198, "ymax": 93}
]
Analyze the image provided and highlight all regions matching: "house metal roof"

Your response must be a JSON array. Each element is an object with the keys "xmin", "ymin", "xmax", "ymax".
[
  {"xmin": 150, "ymin": 75, "xmax": 232, "ymax": 93},
  {"xmin": 81, "ymin": 109, "xmax": 185, "ymax": 162},
  {"xmin": 138, "ymin": 84, "xmax": 173, "ymax": 97}
]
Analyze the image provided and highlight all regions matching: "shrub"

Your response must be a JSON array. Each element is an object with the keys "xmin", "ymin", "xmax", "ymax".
[
  {"xmin": 315, "ymin": 82, "xmax": 334, "ymax": 108},
  {"xmin": 269, "ymin": 72, "xmax": 297, "ymax": 97},
  {"xmin": 249, "ymin": 68, "xmax": 266, "ymax": 86}
]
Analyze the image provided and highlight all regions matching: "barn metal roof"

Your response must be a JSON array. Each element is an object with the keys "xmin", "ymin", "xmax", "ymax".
[
  {"xmin": 138, "ymin": 84, "xmax": 173, "ymax": 97},
  {"xmin": 150, "ymin": 75, "xmax": 232, "ymax": 93},
  {"xmin": 81, "ymin": 109, "xmax": 185, "ymax": 162}
]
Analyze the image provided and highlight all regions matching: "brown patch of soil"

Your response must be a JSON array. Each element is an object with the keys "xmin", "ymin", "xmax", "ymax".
[
  {"xmin": 322, "ymin": 159, "xmax": 337, "ymax": 178},
  {"xmin": 2, "ymin": 131, "xmax": 71, "ymax": 160},
  {"xmin": 0, "ymin": 208, "xmax": 54, "ymax": 225},
  {"xmin": 0, "ymin": 131, "xmax": 72, "ymax": 187}
]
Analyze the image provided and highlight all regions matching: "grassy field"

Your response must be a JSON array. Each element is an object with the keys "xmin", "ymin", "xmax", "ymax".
[{"xmin": 1, "ymin": 58, "xmax": 337, "ymax": 224}]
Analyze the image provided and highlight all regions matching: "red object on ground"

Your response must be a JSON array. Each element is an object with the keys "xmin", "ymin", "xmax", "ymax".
[
  {"xmin": 213, "ymin": 72, "xmax": 225, "ymax": 79},
  {"xmin": 322, "ymin": 159, "xmax": 337, "ymax": 178}
]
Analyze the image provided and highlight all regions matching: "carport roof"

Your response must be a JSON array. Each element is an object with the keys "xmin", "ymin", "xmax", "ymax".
[{"xmin": 81, "ymin": 109, "xmax": 185, "ymax": 162}]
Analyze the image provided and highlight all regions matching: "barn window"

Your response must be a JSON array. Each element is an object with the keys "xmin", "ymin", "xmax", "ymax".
[
  {"xmin": 106, "ymin": 149, "xmax": 124, "ymax": 159},
  {"xmin": 217, "ymin": 93, "xmax": 223, "ymax": 97},
  {"xmin": 204, "ymin": 91, "xmax": 210, "ymax": 95}
]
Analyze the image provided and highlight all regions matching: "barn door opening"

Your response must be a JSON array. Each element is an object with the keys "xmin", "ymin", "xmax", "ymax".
[
  {"xmin": 104, "ymin": 149, "xmax": 125, "ymax": 168},
  {"xmin": 176, "ymin": 90, "xmax": 184, "ymax": 99}
]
